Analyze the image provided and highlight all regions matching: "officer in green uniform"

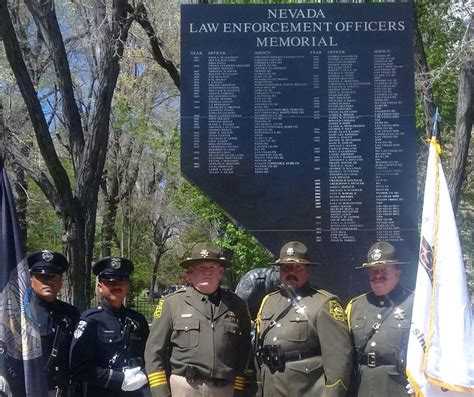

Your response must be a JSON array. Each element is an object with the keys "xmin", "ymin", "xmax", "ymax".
[
  {"xmin": 346, "ymin": 241, "xmax": 414, "ymax": 396},
  {"xmin": 145, "ymin": 242, "xmax": 251, "ymax": 397},
  {"xmin": 256, "ymin": 241, "xmax": 353, "ymax": 397}
]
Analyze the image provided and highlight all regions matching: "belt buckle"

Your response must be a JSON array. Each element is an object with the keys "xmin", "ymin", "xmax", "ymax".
[{"xmin": 367, "ymin": 352, "xmax": 376, "ymax": 368}]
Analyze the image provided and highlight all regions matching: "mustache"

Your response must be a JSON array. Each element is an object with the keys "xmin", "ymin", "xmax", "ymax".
[
  {"xmin": 284, "ymin": 275, "xmax": 298, "ymax": 281},
  {"xmin": 370, "ymin": 276, "xmax": 387, "ymax": 282}
]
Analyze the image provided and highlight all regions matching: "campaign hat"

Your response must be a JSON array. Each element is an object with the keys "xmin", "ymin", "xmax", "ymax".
[
  {"xmin": 179, "ymin": 242, "xmax": 232, "ymax": 268},
  {"xmin": 274, "ymin": 241, "xmax": 319, "ymax": 265},
  {"xmin": 356, "ymin": 241, "xmax": 409, "ymax": 269}
]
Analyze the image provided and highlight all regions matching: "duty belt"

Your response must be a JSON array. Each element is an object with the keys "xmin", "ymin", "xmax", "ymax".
[
  {"xmin": 283, "ymin": 346, "xmax": 322, "ymax": 362},
  {"xmin": 358, "ymin": 352, "xmax": 397, "ymax": 368},
  {"xmin": 196, "ymin": 376, "xmax": 230, "ymax": 387}
]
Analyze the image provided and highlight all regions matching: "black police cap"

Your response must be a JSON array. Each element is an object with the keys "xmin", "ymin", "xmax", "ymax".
[
  {"xmin": 27, "ymin": 250, "xmax": 69, "ymax": 275},
  {"xmin": 93, "ymin": 257, "xmax": 134, "ymax": 280}
]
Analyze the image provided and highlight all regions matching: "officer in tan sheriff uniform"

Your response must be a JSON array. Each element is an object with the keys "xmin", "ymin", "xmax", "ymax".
[
  {"xmin": 145, "ymin": 242, "xmax": 251, "ymax": 397},
  {"xmin": 256, "ymin": 241, "xmax": 353, "ymax": 397},
  {"xmin": 346, "ymin": 241, "xmax": 414, "ymax": 396}
]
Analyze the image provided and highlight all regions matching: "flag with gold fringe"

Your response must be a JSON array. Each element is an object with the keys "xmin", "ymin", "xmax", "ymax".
[
  {"xmin": 0, "ymin": 159, "xmax": 48, "ymax": 396},
  {"xmin": 406, "ymin": 135, "xmax": 474, "ymax": 396}
]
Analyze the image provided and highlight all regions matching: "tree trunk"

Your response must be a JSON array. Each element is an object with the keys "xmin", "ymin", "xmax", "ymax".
[
  {"xmin": 447, "ymin": 14, "xmax": 474, "ymax": 212},
  {"xmin": 413, "ymin": 3, "xmax": 436, "ymax": 138}
]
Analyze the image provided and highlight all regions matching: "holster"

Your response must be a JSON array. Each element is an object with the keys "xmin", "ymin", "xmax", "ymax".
[
  {"xmin": 258, "ymin": 345, "xmax": 285, "ymax": 373},
  {"xmin": 185, "ymin": 365, "xmax": 198, "ymax": 384}
]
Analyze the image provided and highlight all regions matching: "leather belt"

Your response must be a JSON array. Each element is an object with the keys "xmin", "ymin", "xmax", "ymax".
[
  {"xmin": 358, "ymin": 352, "xmax": 397, "ymax": 368},
  {"xmin": 197, "ymin": 376, "xmax": 231, "ymax": 387},
  {"xmin": 282, "ymin": 347, "xmax": 322, "ymax": 362}
]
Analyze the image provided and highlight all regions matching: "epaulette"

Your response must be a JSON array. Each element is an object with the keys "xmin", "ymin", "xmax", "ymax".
[
  {"xmin": 315, "ymin": 288, "xmax": 337, "ymax": 299},
  {"xmin": 166, "ymin": 287, "xmax": 187, "ymax": 298},
  {"xmin": 81, "ymin": 307, "xmax": 103, "ymax": 318},
  {"xmin": 347, "ymin": 292, "xmax": 369, "ymax": 306},
  {"xmin": 345, "ymin": 292, "xmax": 369, "ymax": 329}
]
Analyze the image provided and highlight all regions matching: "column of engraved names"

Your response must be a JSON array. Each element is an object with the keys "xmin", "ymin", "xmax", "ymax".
[
  {"xmin": 312, "ymin": 51, "xmax": 322, "ymax": 243},
  {"xmin": 254, "ymin": 52, "xmax": 302, "ymax": 174},
  {"xmin": 327, "ymin": 51, "xmax": 366, "ymax": 242},
  {"xmin": 192, "ymin": 51, "xmax": 202, "ymax": 168},
  {"xmin": 374, "ymin": 50, "xmax": 403, "ymax": 241},
  {"xmin": 208, "ymin": 53, "xmax": 246, "ymax": 174}
]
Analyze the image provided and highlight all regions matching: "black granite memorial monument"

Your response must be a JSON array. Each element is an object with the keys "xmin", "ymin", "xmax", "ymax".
[{"xmin": 181, "ymin": 3, "xmax": 417, "ymax": 301}]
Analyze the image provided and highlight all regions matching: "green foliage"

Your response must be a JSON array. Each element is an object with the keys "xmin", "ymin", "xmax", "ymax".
[
  {"xmin": 26, "ymin": 180, "xmax": 63, "ymax": 254},
  {"xmin": 216, "ymin": 223, "xmax": 272, "ymax": 280}
]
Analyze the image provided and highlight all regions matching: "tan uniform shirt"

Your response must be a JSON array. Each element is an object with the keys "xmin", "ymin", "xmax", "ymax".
[
  {"xmin": 145, "ymin": 286, "xmax": 251, "ymax": 397},
  {"xmin": 256, "ymin": 283, "xmax": 353, "ymax": 397},
  {"xmin": 346, "ymin": 284, "xmax": 413, "ymax": 397}
]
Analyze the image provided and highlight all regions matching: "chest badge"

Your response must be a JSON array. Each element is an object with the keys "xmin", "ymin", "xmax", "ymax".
[
  {"xmin": 394, "ymin": 307, "xmax": 406, "ymax": 320},
  {"xmin": 295, "ymin": 306, "xmax": 306, "ymax": 314}
]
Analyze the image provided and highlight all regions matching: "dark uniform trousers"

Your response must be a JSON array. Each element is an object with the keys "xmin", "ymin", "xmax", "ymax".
[
  {"xmin": 346, "ymin": 284, "xmax": 414, "ymax": 397},
  {"xmin": 69, "ymin": 299, "xmax": 150, "ymax": 397},
  {"xmin": 30, "ymin": 293, "xmax": 80, "ymax": 396},
  {"xmin": 256, "ymin": 284, "xmax": 353, "ymax": 397},
  {"xmin": 145, "ymin": 286, "xmax": 251, "ymax": 397}
]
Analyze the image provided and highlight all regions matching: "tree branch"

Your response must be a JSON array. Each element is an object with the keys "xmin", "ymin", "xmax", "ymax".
[
  {"xmin": 129, "ymin": 3, "xmax": 181, "ymax": 90},
  {"xmin": 24, "ymin": 0, "xmax": 85, "ymax": 169},
  {"xmin": 0, "ymin": 0, "xmax": 74, "ymax": 209}
]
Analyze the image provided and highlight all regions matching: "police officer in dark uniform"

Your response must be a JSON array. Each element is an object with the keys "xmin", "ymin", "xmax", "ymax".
[
  {"xmin": 346, "ymin": 241, "xmax": 414, "ymax": 396},
  {"xmin": 256, "ymin": 241, "xmax": 353, "ymax": 397},
  {"xmin": 25, "ymin": 250, "xmax": 80, "ymax": 397},
  {"xmin": 145, "ymin": 242, "xmax": 251, "ymax": 397},
  {"xmin": 69, "ymin": 257, "xmax": 150, "ymax": 396}
]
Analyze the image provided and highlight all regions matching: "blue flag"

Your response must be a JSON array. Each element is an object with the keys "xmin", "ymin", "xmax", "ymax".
[{"xmin": 0, "ymin": 159, "xmax": 48, "ymax": 397}]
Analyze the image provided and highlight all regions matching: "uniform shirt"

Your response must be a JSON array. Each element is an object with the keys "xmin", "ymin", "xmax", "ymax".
[
  {"xmin": 145, "ymin": 286, "xmax": 251, "ymax": 397},
  {"xmin": 256, "ymin": 283, "xmax": 353, "ymax": 397},
  {"xmin": 69, "ymin": 299, "xmax": 149, "ymax": 397},
  {"xmin": 32, "ymin": 294, "xmax": 80, "ymax": 390},
  {"xmin": 346, "ymin": 284, "xmax": 414, "ymax": 397}
]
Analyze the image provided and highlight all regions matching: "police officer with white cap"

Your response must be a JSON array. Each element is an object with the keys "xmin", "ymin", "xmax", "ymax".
[
  {"xmin": 69, "ymin": 257, "xmax": 149, "ymax": 396},
  {"xmin": 25, "ymin": 250, "xmax": 80, "ymax": 397}
]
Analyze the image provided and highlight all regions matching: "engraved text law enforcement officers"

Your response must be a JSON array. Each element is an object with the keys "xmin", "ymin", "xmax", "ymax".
[
  {"xmin": 145, "ymin": 242, "xmax": 252, "ymax": 397},
  {"xmin": 26, "ymin": 250, "xmax": 80, "ymax": 397},
  {"xmin": 346, "ymin": 241, "xmax": 414, "ymax": 396},
  {"xmin": 69, "ymin": 257, "xmax": 150, "ymax": 396},
  {"xmin": 256, "ymin": 241, "xmax": 353, "ymax": 397}
]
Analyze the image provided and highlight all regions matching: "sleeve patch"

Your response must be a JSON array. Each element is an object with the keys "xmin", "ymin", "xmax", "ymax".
[
  {"xmin": 74, "ymin": 320, "xmax": 87, "ymax": 339},
  {"xmin": 329, "ymin": 300, "xmax": 346, "ymax": 322},
  {"xmin": 153, "ymin": 299, "xmax": 164, "ymax": 318}
]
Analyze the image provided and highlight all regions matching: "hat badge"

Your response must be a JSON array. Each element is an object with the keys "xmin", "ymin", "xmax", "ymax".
[
  {"xmin": 110, "ymin": 257, "xmax": 121, "ymax": 269},
  {"xmin": 42, "ymin": 250, "xmax": 54, "ymax": 262},
  {"xmin": 286, "ymin": 247, "xmax": 295, "ymax": 256},
  {"xmin": 200, "ymin": 249, "xmax": 209, "ymax": 258},
  {"xmin": 371, "ymin": 249, "xmax": 382, "ymax": 261}
]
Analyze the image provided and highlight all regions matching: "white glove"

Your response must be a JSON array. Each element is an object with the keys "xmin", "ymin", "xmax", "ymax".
[
  {"xmin": 406, "ymin": 381, "xmax": 414, "ymax": 395},
  {"xmin": 121, "ymin": 367, "xmax": 148, "ymax": 391}
]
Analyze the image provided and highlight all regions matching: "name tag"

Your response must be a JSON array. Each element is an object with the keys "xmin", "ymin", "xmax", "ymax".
[{"xmin": 181, "ymin": 314, "xmax": 192, "ymax": 318}]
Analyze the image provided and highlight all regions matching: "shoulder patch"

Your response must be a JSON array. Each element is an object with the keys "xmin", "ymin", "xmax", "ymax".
[
  {"xmin": 74, "ymin": 320, "xmax": 88, "ymax": 339},
  {"xmin": 153, "ymin": 299, "xmax": 164, "ymax": 318},
  {"xmin": 329, "ymin": 300, "xmax": 346, "ymax": 322}
]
